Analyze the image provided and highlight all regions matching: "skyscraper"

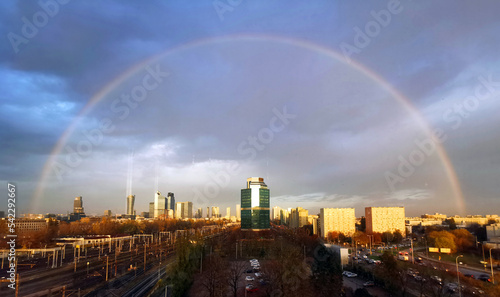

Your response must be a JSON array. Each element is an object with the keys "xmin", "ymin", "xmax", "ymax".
[
  {"xmin": 149, "ymin": 202, "xmax": 155, "ymax": 218},
  {"xmin": 211, "ymin": 206, "xmax": 220, "ymax": 218},
  {"xmin": 226, "ymin": 207, "xmax": 231, "ymax": 219},
  {"xmin": 167, "ymin": 192, "xmax": 175, "ymax": 211},
  {"xmin": 241, "ymin": 177, "xmax": 270, "ymax": 231},
  {"xmin": 236, "ymin": 204, "xmax": 241, "ymax": 220},
  {"xmin": 206, "ymin": 207, "xmax": 210, "ymax": 218},
  {"xmin": 73, "ymin": 196, "xmax": 84, "ymax": 214},
  {"xmin": 154, "ymin": 191, "xmax": 166, "ymax": 218},
  {"xmin": 175, "ymin": 201, "xmax": 193, "ymax": 219},
  {"xmin": 126, "ymin": 195, "xmax": 135, "ymax": 215}
]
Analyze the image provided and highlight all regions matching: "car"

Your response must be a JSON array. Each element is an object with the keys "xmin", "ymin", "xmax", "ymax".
[
  {"xmin": 246, "ymin": 284, "xmax": 258, "ymax": 292},
  {"xmin": 246, "ymin": 269, "xmax": 253, "ymax": 273},
  {"xmin": 245, "ymin": 276, "xmax": 255, "ymax": 281},
  {"xmin": 464, "ymin": 273, "xmax": 475, "ymax": 278},
  {"xmin": 255, "ymin": 272, "xmax": 262, "ymax": 278},
  {"xmin": 478, "ymin": 274, "xmax": 491, "ymax": 282},
  {"xmin": 342, "ymin": 271, "xmax": 357, "ymax": 278},
  {"xmin": 363, "ymin": 281, "xmax": 374, "ymax": 287}
]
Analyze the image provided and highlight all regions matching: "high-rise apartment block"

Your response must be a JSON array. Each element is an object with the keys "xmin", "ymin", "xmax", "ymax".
[
  {"xmin": 241, "ymin": 177, "xmax": 270, "ymax": 231},
  {"xmin": 365, "ymin": 207, "xmax": 406, "ymax": 235},
  {"xmin": 289, "ymin": 207, "xmax": 308, "ymax": 228},
  {"xmin": 320, "ymin": 208, "xmax": 355, "ymax": 238}
]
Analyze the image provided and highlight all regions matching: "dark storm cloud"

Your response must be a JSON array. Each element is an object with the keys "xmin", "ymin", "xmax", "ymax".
[{"xmin": 1, "ymin": 0, "xmax": 500, "ymax": 216}]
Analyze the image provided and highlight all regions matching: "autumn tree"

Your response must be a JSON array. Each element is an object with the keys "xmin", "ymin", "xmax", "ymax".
[
  {"xmin": 451, "ymin": 229, "xmax": 474, "ymax": 251},
  {"xmin": 428, "ymin": 231, "xmax": 457, "ymax": 253}
]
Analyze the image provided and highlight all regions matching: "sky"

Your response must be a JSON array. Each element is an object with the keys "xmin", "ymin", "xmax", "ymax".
[{"xmin": 1, "ymin": 0, "xmax": 500, "ymax": 217}]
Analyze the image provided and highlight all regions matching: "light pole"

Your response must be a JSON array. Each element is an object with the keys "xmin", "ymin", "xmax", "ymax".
[
  {"xmin": 87, "ymin": 262, "xmax": 89, "ymax": 276},
  {"xmin": 490, "ymin": 248, "xmax": 495, "ymax": 284},
  {"xmin": 456, "ymin": 255, "xmax": 463, "ymax": 297}
]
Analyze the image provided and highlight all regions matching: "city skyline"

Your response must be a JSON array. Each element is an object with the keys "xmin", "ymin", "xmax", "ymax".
[{"xmin": 1, "ymin": 1, "xmax": 500, "ymax": 217}]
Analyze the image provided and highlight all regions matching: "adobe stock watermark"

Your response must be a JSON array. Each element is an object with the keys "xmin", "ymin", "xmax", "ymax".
[
  {"xmin": 212, "ymin": 0, "xmax": 243, "ymax": 21},
  {"xmin": 7, "ymin": 0, "xmax": 70, "ymax": 54},
  {"xmin": 193, "ymin": 106, "xmax": 296, "ymax": 206},
  {"xmin": 385, "ymin": 74, "xmax": 500, "ymax": 191},
  {"xmin": 339, "ymin": 0, "xmax": 403, "ymax": 63},
  {"xmin": 51, "ymin": 64, "xmax": 169, "ymax": 181}
]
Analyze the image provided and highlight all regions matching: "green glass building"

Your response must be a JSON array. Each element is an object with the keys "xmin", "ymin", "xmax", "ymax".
[{"xmin": 241, "ymin": 177, "xmax": 270, "ymax": 231}]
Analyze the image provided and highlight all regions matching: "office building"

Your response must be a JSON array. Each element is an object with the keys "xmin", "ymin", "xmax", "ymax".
[
  {"xmin": 73, "ymin": 196, "xmax": 84, "ymax": 214},
  {"xmin": 365, "ymin": 207, "xmax": 406, "ymax": 236},
  {"xmin": 154, "ymin": 191, "xmax": 166, "ymax": 218},
  {"xmin": 126, "ymin": 195, "xmax": 135, "ymax": 216},
  {"xmin": 236, "ymin": 204, "xmax": 241, "ymax": 220},
  {"xmin": 175, "ymin": 202, "xmax": 193, "ymax": 219},
  {"xmin": 241, "ymin": 177, "xmax": 270, "ymax": 231},
  {"xmin": 104, "ymin": 210, "xmax": 112, "ymax": 217},
  {"xmin": 272, "ymin": 206, "xmax": 282, "ymax": 221},
  {"xmin": 15, "ymin": 218, "xmax": 47, "ymax": 233},
  {"xmin": 212, "ymin": 206, "xmax": 220, "ymax": 218},
  {"xmin": 207, "ymin": 207, "xmax": 210, "ymax": 218},
  {"xmin": 289, "ymin": 207, "xmax": 308, "ymax": 228},
  {"xmin": 149, "ymin": 202, "xmax": 155, "ymax": 218},
  {"xmin": 320, "ymin": 208, "xmax": 356, "ymax": 238},
  {"xmin": 196, "ymin": 208, "xmax": 203, "ymax": 218},
  {"xmin": 226, "ymin": 207, "xmax": 231, "ymax": 219},
  {"xmin": 167, "ymin": 192, "xmax": 175, "ymax": 211}
]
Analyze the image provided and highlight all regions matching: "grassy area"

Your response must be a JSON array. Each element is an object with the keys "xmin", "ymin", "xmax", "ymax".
[{"xmin": 425, "ymin": 251, "xmax": 487, "ymax": 269}]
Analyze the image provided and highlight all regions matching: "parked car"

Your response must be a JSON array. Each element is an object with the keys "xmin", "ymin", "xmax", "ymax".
[
  {"xmin": 363, "ymin": 281, "xmax": 374, "ymax": 287},
  {"xmin": 246, "ymin": 276, "xmax": 255, "ymax": 281},
  {"xmin": 342, "ymin": 271, "xmax": 357, "ymax": 278}
]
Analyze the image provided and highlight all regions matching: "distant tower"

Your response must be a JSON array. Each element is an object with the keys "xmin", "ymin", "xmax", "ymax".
[
  {"xmin": 236, "ymin": 204, "xmax": 241, "ymax": 221},
  {"xmin": 167, "ymin": 192, "xmax": 175, "ymax": 211},
  {"xmin": 154, "ymin": 191, "xmax": 166, "ymax": 218},
  {"xmin": 73, "ymin": 196, "xmax": 84, "ymax": 214},
  {"xmin": 241, "ymin": 177, "xmax": 270, "ymax": 231},
  {"xmin": 127, "ymin": 195, "xmax": 135, "ymax": 215},
  {"xmin": 207, "ymin": 207, "xmax": 210, "ymax": 218}
]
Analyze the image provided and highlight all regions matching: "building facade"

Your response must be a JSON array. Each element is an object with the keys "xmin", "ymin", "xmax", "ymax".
[
  {"xmin": 241, "ymin": 177, "xmax": 270, "ymax": 231},
  {"xmin": 320, "ymin": 208, "xmax": 355, "ymax": 238},
  {"xmin": 127, "ymin": 195, "xmax": 135, "ymax": 216},
  {"xmin": 365, "ymin": 207, "xmax": 406, "ymax": 236},
  {"xmin": 73, "ymin": 196, "xmax": 84, "ymax": 214},
  {"xmin": 236, "ymin": 204, "xmax": 241, "ymax": 220},
  {"xmin": 289, "ymin": 207, "xmax": 309, "ymax": 228},
  {"xmin": 154, "ymin": 191, "xmax": 166, "ymax": 218},
  {"xmin": 175, "ymin": 201, "xmax": 193, "ymax": 219}
]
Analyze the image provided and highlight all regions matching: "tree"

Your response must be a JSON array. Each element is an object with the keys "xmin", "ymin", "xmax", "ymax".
[
  {"xmin": 226, "ymin": 261, "xmax": 246, "ymax": 297},
  {"xmin": 451, "ymin": 229, "xmax": 474, "ymax": 251},
  {"xmin": 428, "ymin": 231, "xmax": 457, "ymax": 253},
  {"xmin": 311, "ymin": 245, "xmax": 343, "ymax": 297},
  {"xmin": 327, "ymin": 231, "xmax": 340, "ymax": 243},
  {"xmin": 200, "ymin": 255, "xmax": 227, "ymax": 297},
  {"xmin": 444, "ymin": 218, "xmax": 457, "ymax": 230},
  {"xmin": 393, "ymin": 230, "xmax": 403, "ymax": 244}
]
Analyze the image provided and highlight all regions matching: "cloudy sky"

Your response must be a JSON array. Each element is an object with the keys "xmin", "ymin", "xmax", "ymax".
[{"xmin": 1, "ymin": 0, "xmax": 500, "ymax": 217}]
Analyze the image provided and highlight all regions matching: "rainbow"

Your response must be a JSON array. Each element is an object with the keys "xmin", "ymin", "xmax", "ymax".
[{"xmin": 32, "ymin": 34, "xmax": 465, "ymax": 213}]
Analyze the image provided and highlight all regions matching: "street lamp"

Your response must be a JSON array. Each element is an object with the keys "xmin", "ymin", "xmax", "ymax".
[
  {"xmin": 490, "ymin": 248, "xmax": 495, "ymax": 284},
  {"xmin": 456, "ymin": 255, "xmax": 463, "ymax": 297},
  {"xmin": 87, "ymin": 262, "xmax": 89, "ymax": 276}
]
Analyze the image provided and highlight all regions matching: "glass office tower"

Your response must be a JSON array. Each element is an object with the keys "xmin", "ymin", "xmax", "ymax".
[{"xmin": 241, "ymin": 177, "xmax": 270, "ymax": 231}]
